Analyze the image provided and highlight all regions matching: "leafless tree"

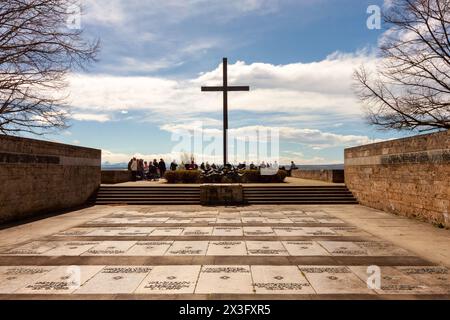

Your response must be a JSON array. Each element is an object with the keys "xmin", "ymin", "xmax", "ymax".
[
  {"xmin": 0, "ymin": 0, "xmax": 99, "ymax": 135},
  {"xmin": 354, "ymin": 0, "xmax": 450, "ymax": 131}
]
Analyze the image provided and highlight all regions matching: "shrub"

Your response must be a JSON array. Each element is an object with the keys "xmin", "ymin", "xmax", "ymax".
[
  {"xmin": 164, "ymin": 169, "xmax": 287, "ymax": 184},
  {"xmin": 237, "ymin": 169, "xmax": 287, "ymax": 183},
  {"xmin": 164, "ymin": 170, "xmax": 201, "ymax": 183},
  {"xmin": 240, "ymin": 170, "xmax": 261, "ymax": 183}
]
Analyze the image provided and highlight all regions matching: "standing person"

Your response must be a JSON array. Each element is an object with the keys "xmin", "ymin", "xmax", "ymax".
[
  {"xmin": 127, "ymin": 158, "xmax": 132, "ymax": 171},
  {"xmin": 137, "ymin": 159, "xmax": 145, "ymax": 180},
  {"xmin": 288, "ymin": 161, "xmax": 298, "ymax": 177},
  {"xmin": 159, "ymin": 158, "xmax": 166, "ymax": 178},
  {"xmin": 130, "ymin": 157, "xmax": 138, "ymax": 181},
  {"xmin": 153, "ymin": 159, "xmax": 159, "ymax": 178},
  {"xmin": 170, "ymin": 160, "xmax": 178, "ymax": 171}
]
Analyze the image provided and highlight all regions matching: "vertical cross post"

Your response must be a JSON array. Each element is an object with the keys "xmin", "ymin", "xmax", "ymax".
[
  {"xmin": 222, "ymin": 57, "xmax": 228, "ymax": 166},
  {"xmin": 201, "ymin": 58, "xmax": 250, "ymax": 167}
]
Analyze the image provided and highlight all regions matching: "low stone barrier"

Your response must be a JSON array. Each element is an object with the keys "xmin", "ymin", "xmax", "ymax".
[
  {"xmin": 345, "ymin": 130, "xmax": 450, "ymax": 228},
  {"xmin": 101, "ymin": 170, "xmax": 132, "ymax": 184},
  {"xmin": 200, "ymin": 184, "xmax": 244, "ymax": 205},
  {"xmin": 291, "ymin": 169, "xmax": 345, "ymax": 183},
  {"xmin": 0, "ymin": 135, "xmax": 101, "ymax": 224}
]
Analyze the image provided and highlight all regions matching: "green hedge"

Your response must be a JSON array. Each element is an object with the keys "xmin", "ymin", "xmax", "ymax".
[
  {"xmin": 164, "ymin": 169, "xmax": 287, "ymax": 183},
  {"xmin": 164, "ymin": 170, "xmax": 201, "ymax": 183},
  {"xmin": 241, "ymin": 169, "xmax": 287, "ymax": 183}
]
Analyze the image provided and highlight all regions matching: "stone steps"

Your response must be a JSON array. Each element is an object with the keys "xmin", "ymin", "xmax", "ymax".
[
  {"xmin": 91, "ymin": 186, "xmax": 201, "ymax": 205},
  {"xmin": 243, "ymin": 186, "xmax": 358, "ymax": 205},
  {"xmin": 91, "ymin": 185, "xmax": 358, "ymax": 205}
]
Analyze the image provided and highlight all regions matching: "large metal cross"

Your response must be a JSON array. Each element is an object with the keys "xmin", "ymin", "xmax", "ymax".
[{"xmin": 201, "ymin": 57, "xmax": 250, "ymax": 166}]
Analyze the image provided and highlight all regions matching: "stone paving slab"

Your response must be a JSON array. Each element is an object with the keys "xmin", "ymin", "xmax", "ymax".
[
  {"xmin": 0, "ymin": 240, "xmax": 419, "ymax": 257},
  {"xmin": 0, "ymin": 205, "xmax": 449, "ymax": 299},
  {"xmin": 0, "ymin": 265, "xmax": 448, "ymax": 296}
]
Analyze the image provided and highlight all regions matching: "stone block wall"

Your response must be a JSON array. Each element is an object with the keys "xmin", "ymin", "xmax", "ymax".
[
  {"xmin": 292, "ymin": 169, "xmax": 345, "ymax": 183},
  {"xmin": 345, "ymin": 130, "xmax": 450, "ymax": 228},
  {"xmin": 0, "ymin": 135, "xmax": 101, "ymax": 224},
  {"xmin": 101, "ymin": 170, "xmax": 132, "ymax": 184}
]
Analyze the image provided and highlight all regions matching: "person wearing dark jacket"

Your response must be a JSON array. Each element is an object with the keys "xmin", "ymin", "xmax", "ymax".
[{"xmin": 158, "ymin": 159, "xmax": 166, "ymax": 178}]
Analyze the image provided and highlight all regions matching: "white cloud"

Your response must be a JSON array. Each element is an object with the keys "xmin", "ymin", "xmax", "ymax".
[
  {"xmin": 66, "ymin": 52, "xmax": 377, "ymax": 120},
  {"xmin": 71, "ymin": 113, "xmax": 111, "ymax": 122},
  {"xmin": 84, "ymin": 0, "xmax": 126, "ymax": 25},
  {"xmin": 159, "ymin": 123, "xmax": 380, "ymax": 149}
]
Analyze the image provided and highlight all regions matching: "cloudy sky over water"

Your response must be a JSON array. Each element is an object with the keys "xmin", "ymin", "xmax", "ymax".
[{"xmin": 46, "ymin": 0, "xmax": 406, "ymax": 165}]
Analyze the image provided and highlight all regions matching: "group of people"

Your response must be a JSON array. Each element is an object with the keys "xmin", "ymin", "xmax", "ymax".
[
  {"xmin": 127, "ymin": 157, "xmax": 298, "ymax": 181},
  {"xmin": 128, "ymin": 158, "xmax": 167, "ymax": 181}
]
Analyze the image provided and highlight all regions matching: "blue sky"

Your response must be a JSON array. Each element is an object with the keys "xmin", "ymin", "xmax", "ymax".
[{"xmin": 45, "ymin": 0, "xmax": 408, "ymax": 164}]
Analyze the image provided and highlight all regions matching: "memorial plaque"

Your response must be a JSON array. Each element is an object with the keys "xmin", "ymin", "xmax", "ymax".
[
  {"xmin": 165, "ymin": 218, "xmax": 192, "ymax": 224},
  {"xmin": 302, "ymin": 227, "xmax": 337, "ymax": 236},
  {"xmin": 396, "ymin": 266, "xmax": 450, "ymax": 292},
  {"xmin": 318, "ymin": 241, "xmax": 368, "ymax": 256},
  {"xmin": 241, "ymin": 217, "xmax": 267, "ymax": 224},
  {"xmin": 289, "ymin": 217, "xmax": 318, "ymax": 223},
  {"xmin": 4, "ymin": 241, "xmax": 58, "ymax": 255},
  {"xmin": 85, "ymin": 227, "xmax": 129, "ymax": 237},
  {"xmin": 16, "ymin": 266, "xmax": 104, "ymax": 294},
  {"xmin": 281, "ymin": 210, "xmax": 307, "ymax": 216},
  {"xmin": 75, "ymin": 266, "xmax": 152, "ymax": 294},
  {"xmin": 151, "ymin": 227, "xmax": 184, "ymax": 236},
  {"xmin": 282, "ymin": 241, "xmax": 330, "ymax": 256},
  {"xmin": 212, "ymin": 227, "xmax": 243, "ymax": 236},
  {"xmin": 243, "ymin": 227, "xmax": 275, "ymax": 237},
  {"xmin": 126, "ymin": 241, "xmax": 173, "ymax": 256},
  {"xmin": 316, "ymin": 218, "xmax": 345, "ymax": 224},
  {"xmin": 140, "ymin": 217, "xmax": 170, "ymax": 223},
  {"xmin": 44, "ymin": 241, "xmax": 100, "ymax": 256},
  {"xmin": 192, "ymin": 217, "xmax": 217, "ymax": 224},
  {"xmin": 195, "ymin": 265, "xmax": 253, "ymax": 294},
  {"xmin": 272, "ymin": 227, "xmax": 306, "ymax": 236},
  {"xmin": 265, "ymin": 218, "xmax": 293, "ymax": 224},
  {"xmin": 85, "ymin": 218, "xmax": 125, "ymax": 225},
  {"xmin": 116, "ymin": 227, "xmax": 155, "ymax": 236},
  {"xmin": 251, "ymin": 266, "xmax": 314, "ymax": 294},
  {"xmin": 83, "ymin": 241, "xmax": 136, "ymax": 256},
  {"xmin": 206, "ymin": 241, "xmax": 247, "ymax": 256},
  {"xmin": 357, "ymin": 242, "xmax": 411, "ymax": 256},
  {"xmin": 0, "ymin": 266, "xmax": 55, "ymax": 294},
  {"xmin": 136, "ymin": 265, "xmax": 201, "ymax": 294},
  {"xmin": 299, "ymin": 266, "xmax": 373, "ymax": 294},
  {"xmin": 54, "ymin": 228, "xmax": 94, "ymax": 237},
  {"xmin": 181, "ymin": 227, "xmax": 213, "ymax": 236},
  {"xmin": 349, "ymin": 266, "xmax": 436, "ymax": 294},
  {"xmin": 216, "ymin": 217, "xmax": 242, "ymax": 224},
  {"xmin": 166, "ymin": 241, "xmax": 208, "ymax": 255},
  {"xmin": 246, "ymin": 241, "xmax": 288, "ymax": 256},
  {"xmin": 304, "ymin": 211, "xmax": 330, "ymax": 218},
  {"xmin": 330, "ymin": 227, "xmax": 372, "ymax": 237}
]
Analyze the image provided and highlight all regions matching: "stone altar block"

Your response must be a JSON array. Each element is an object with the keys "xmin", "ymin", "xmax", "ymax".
[{"xmin": 200, "ymin": 184, "xmax": 244, "ymax": 206}]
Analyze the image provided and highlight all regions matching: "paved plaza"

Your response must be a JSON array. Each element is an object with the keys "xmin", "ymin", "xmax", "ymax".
[{"xmin": 0, "ymin": 204, "xmax": 449, "ymax": 299}]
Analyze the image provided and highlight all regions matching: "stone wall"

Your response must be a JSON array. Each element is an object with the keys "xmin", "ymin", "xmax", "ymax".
[
  {"xmin": 292, "ymin": 169, "xmax": 345, "ymax": 183},
  {"xmin": 101, "ymin": 170, "xmax": 132, "ymax": 184},
  {"xmin": 345, "ymin": 130, "xmax": 450, "ymax": 228},
  {"xmin": 0, "ymin": 135, "xmax": 101, "ymax": 224}
]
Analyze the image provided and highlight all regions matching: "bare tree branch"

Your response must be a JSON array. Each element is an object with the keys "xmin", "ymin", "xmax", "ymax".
[
  {"xmin": 354, "ymin": 0, "xmax": 450, "ymax": 131},
  {"xmin": 0, "ymin": 0, "xmax": 99, "ymax": 135}
]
